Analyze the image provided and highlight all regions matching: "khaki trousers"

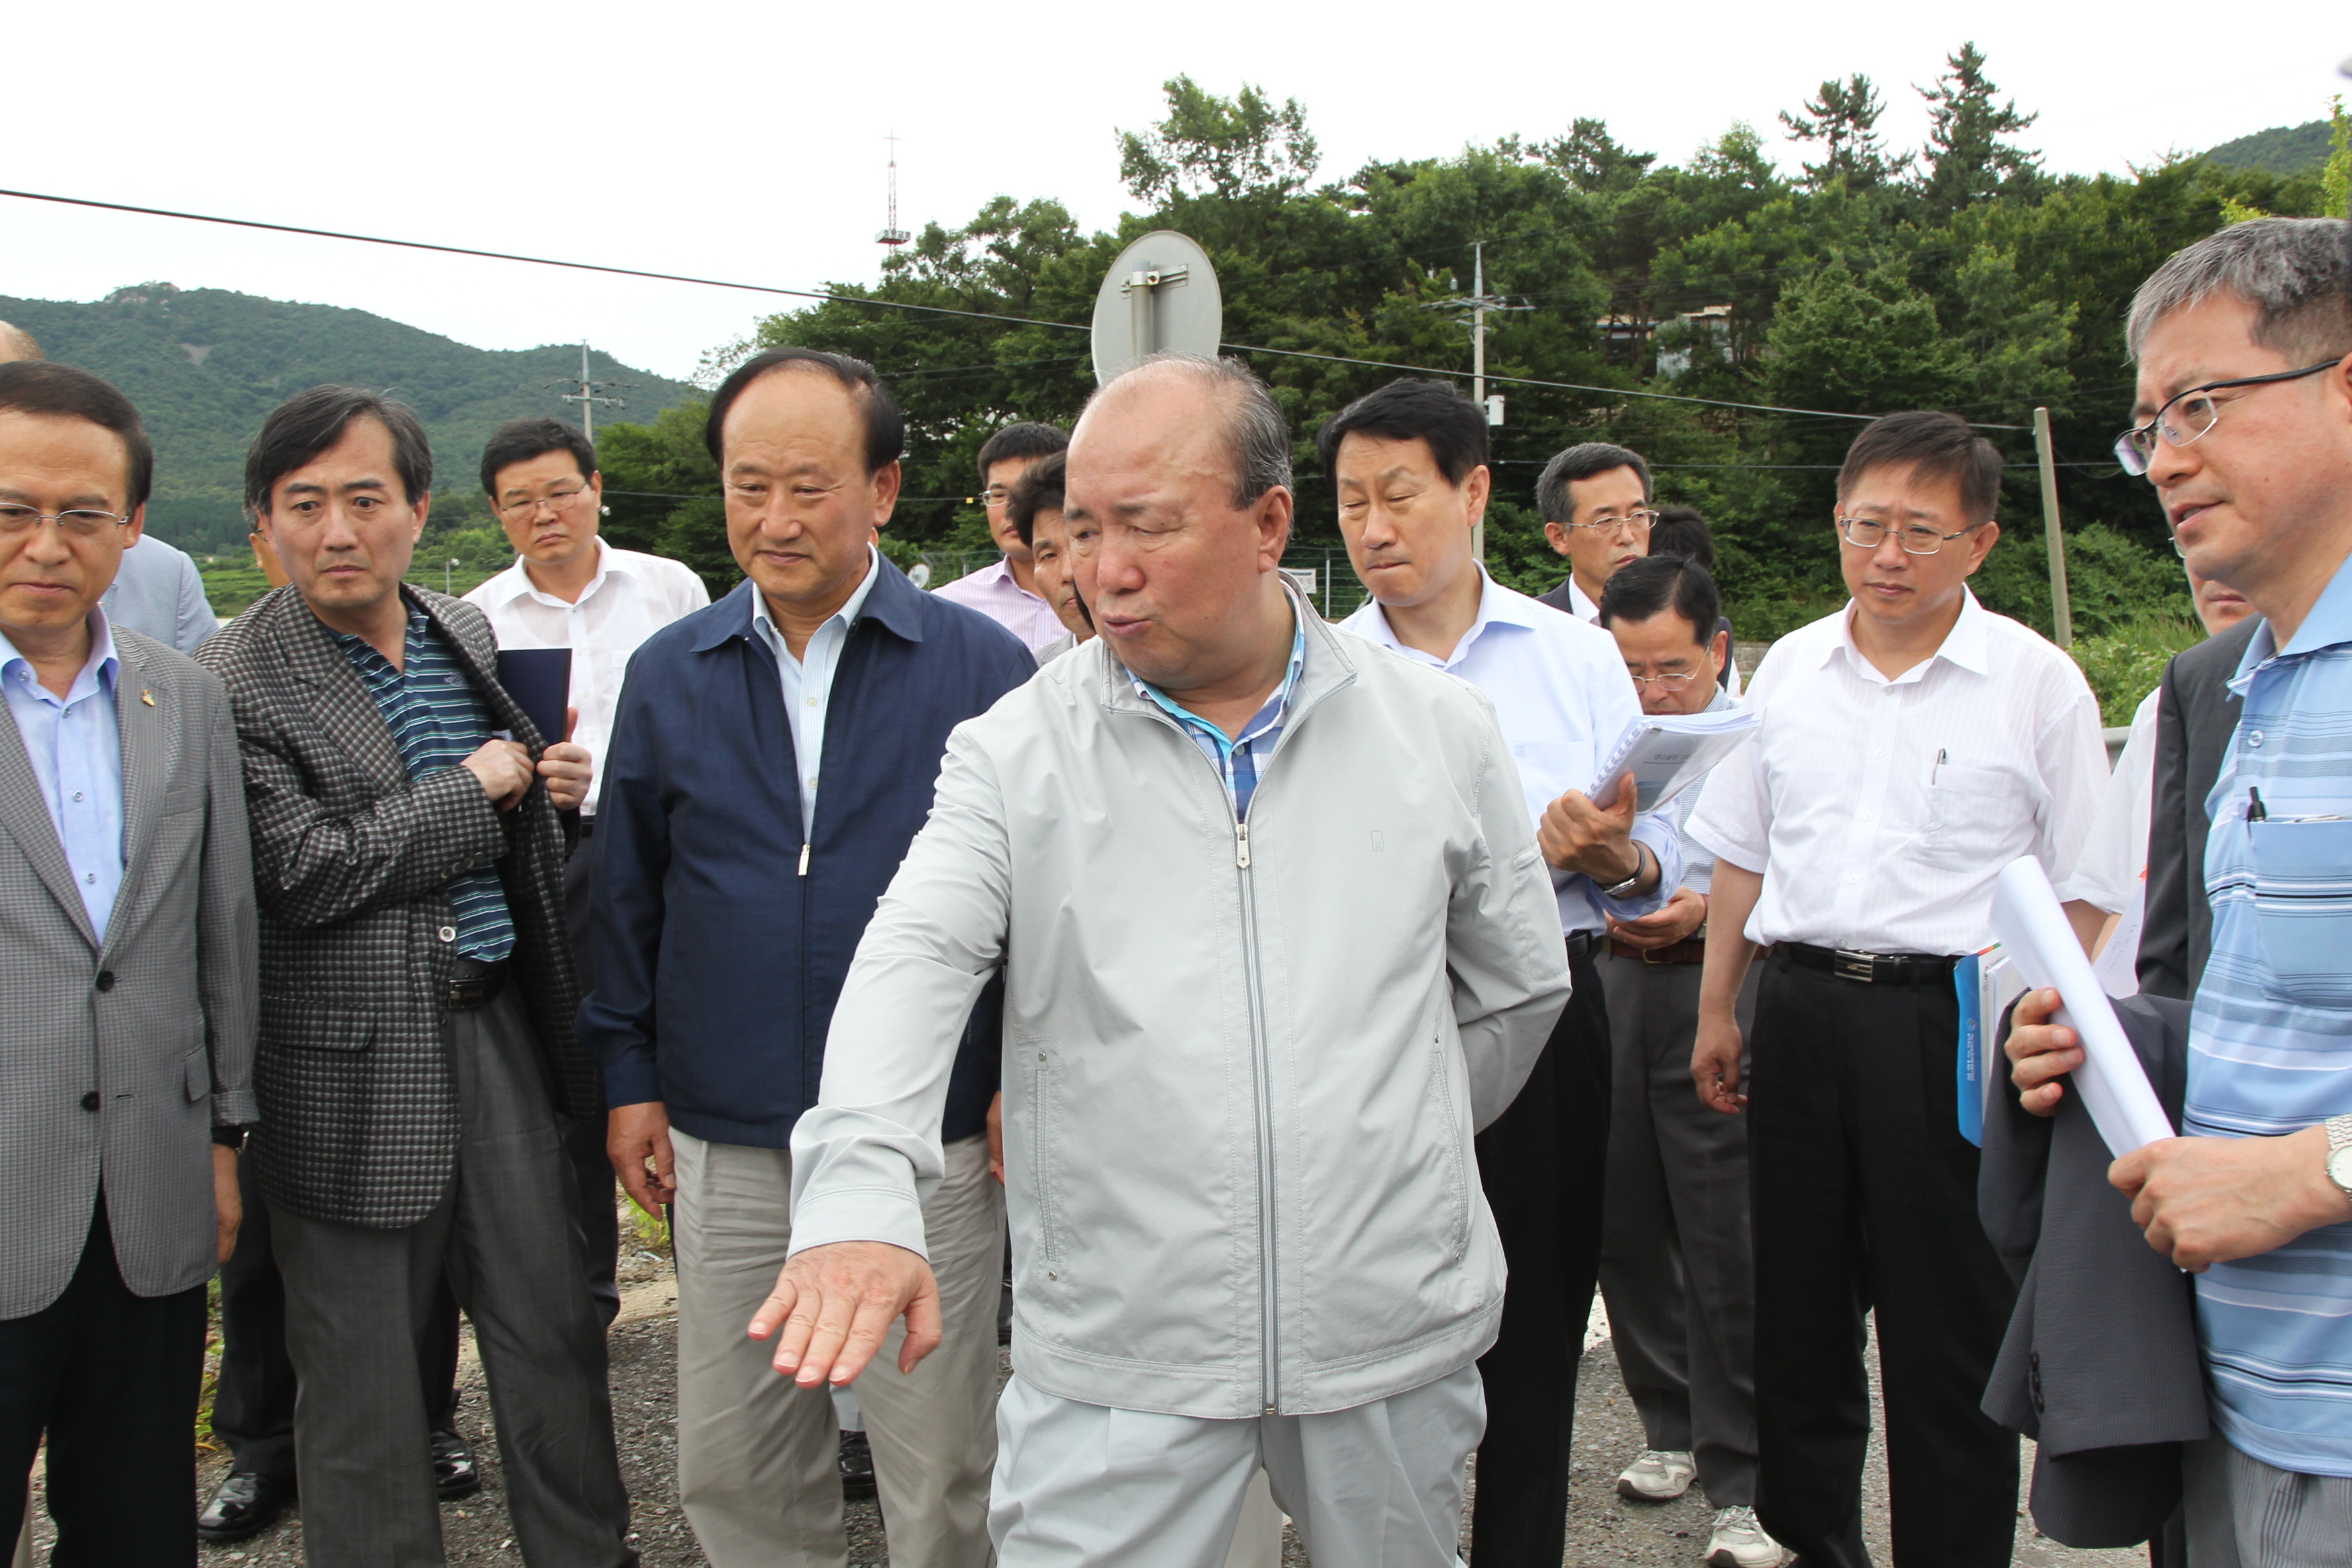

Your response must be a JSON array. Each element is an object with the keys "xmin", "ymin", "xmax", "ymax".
[{"xmin": 672, "ymin": 1128, "xmax": 1003, "ymax": 1568}]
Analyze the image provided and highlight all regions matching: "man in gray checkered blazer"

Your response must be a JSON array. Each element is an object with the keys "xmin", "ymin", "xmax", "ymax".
[
  {"xmin": 0, "ymin": 362, "xmax": 258, "ymax": 1563},
  {"xmin": 197, "ymin": 387, "xmax": 634, "ymax": 1567}
]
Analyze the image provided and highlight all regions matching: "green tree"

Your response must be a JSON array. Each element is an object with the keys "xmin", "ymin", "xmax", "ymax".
[
  {"xmin": 1779, "ymin": 74, "xmax": 1912, "ymax": 191},
  {"xmin": 1918, "ymin": 43, "xmax": 2041, "ymax": 215},
  {"xmin": 1117, "ymin": 77, "xmax": 1319, "ymax": 205}
]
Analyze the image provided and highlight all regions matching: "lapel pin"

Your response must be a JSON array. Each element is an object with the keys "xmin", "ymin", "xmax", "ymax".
[{"xmin": 141, "ymin": 689, "xmax": 155, "ymax": 707}]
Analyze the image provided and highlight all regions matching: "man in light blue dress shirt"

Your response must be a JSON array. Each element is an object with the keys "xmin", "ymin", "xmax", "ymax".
[{"xmin": 1325, "ymin": 378, "xmax": 1679, "ymax": 1568}]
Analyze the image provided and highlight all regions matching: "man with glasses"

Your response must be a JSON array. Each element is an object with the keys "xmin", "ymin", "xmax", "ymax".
[
  {"xmin": 1537, "ymin": 442, "xmax": 1656, "ymax": 624},
  {"xmin": 1685, "ymin": 411, "xmax": 2106, "ymax": 1568},
  {"xmin": 464, "ymin": 416, "xmax": 707, "ymax": 1314},
  {"xmin": 932, "ymin": 420, "xmax": 1069, "ymax": 651},
  {"xmin": 1321, "ymin": 379, "xmax": 1681, "ymax": 1567},
  {"xmin": 0, "ymin": 360, "xmax": 257, "ymax": 1564},
  {"xmin": 2007, "ymin": 215, "xmax": 2352, "ymax": 1568},
  {"xmin": 1592, "ymin": 553, "xmax": 1779, "ymax": 1568}
]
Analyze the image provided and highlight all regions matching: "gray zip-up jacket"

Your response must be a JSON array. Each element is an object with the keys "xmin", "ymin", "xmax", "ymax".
[{"xmin": 789, "ymin": 609, "xmax": 1572, "ymax": 1418}]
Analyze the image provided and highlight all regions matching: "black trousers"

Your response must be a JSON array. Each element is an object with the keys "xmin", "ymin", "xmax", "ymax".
[
  {"xmin": 213, "ymin": 829, "xmax": 622, "ymax": 1482},
  {"xmin": 0, "ymin": 1201, "xmax": 207, "ymax": 1565},
  {"xmin": 1748, "ymin": 953, "xmax": 2018, "ymax": 1568},
  {"xmin": 1469, "ymin": 940, "xmax": 1610, "ymax": 1567}
]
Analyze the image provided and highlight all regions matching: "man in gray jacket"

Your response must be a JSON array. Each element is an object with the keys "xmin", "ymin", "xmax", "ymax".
[
  {"xmin": 0, "ymin": 360, "xmax": 257, "ymax": 1561},
  {"xmin": 760, "ymin": 354, "xmax": 1571, "ymax": 1566}
]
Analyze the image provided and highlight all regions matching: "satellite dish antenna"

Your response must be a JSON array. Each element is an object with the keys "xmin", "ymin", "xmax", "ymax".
[{"xmin": 1091, "ymin": 230, "xmax": 1223, "ymax": 383}]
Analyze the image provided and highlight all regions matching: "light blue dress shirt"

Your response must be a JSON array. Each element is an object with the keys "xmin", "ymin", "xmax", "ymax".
[
  {"xmin": 1340, "ymin": 570, "xmax": 1680, "ymax": 935},
  {"xmin": 2184, "ymin": 552, "xmax": 2352, "ymax": 1477},
  {"xmin": 751, "ymin": 545, "xmax": 885, "ymax": 840},
  {"xmin": 0, "ymin": 610, "xmax": 125, "ymax": 940},
  {"xmin": 100, "ymin": 534, "xmax": 218, "ymax": 654}
]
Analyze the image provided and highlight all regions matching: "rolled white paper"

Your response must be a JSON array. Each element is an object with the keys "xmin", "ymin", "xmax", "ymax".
[{"xmin": 1987, "ymin": 858, "xmax": 2175, "ymax": 1157}]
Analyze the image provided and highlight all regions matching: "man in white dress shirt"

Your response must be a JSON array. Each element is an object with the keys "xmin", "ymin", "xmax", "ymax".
[
  {"xmin": 464, "ymin": 415, "xmax": 709, "ymax": 1323},
  {"xmin": 1536, "ymin": 442, "xmax": 1654, "ymax": 624},
  {"xmin": 1685, "ymin": 411, "xmax": 2108, "ymax": 1568},
  {"xmin": 1324, "ymin": 378, "xmax": 1683, "ymax": 1568},
  {"xmin": 932, "ymin": 422, "xmax": 1068, "ymax": 651}
]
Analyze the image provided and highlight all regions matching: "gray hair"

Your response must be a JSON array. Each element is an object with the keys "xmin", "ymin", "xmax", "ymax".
[
  {"xmin": 2126, "ymin": 217, "xmax": 2352, "ymax": 363},
  {"xmin": 1088, "ymin": 353, "xmax": 1293, "ymax": 509}
]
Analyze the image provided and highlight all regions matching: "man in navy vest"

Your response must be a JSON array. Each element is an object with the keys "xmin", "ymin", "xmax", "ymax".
[{"xmin": 584, "ymin": 347, "xmax": 1031, "ymax": 1568}]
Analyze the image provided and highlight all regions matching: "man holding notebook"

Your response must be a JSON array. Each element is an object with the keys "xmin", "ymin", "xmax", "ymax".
[
  {"xmin": 1685, "ymin": 410, "xmax": 2106, "ymax": 1568},
  {"xmin": 1324, "ymin": 378, "xmax": 1680, "ymax": 1565}
]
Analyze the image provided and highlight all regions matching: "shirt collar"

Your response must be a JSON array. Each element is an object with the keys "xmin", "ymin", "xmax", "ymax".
[
  {"xmin": 1822, "ymin": 585, "xmax": 1990, "ymax": 679},
  {"xmin": 1567, "ymin": 576, "xmax": 1600, "ymax": 622},
  {"xmin": 481, "ymin": 536, "xmax": 628, "ymax": 610},
  {"xmin": 752, "ymin": 544, "xmax": 883, "ymax": 658},
  {"xmin": 2241, "ymin": 548, "xmax": 2352, "ymax": 674},
  {"xmin": 1132, "ymin": 589, "xmax": 1307, "ymax": 749},
  {"xmin": 0, "ymin": 606, "xmax": 121, "ymax": 705},
  {"xmin": 1361, "ymin": 568, "xmax": 1542, "ymax": 665}
]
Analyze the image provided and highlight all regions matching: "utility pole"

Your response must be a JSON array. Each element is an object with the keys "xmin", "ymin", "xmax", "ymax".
[
  {"xmin": 548, "ymin": 343, "xmax": 628, "ymax": 440},
  {"xmin": 1423, "ymin": 241, "xmax": 1526, "ymax": 561},
  {"xmin": 2033, "ymin": 407, "xmax": 2073, "ymax": 648}
]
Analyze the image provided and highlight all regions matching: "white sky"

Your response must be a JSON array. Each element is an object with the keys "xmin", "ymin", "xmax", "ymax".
[{"xmin": 8, "ymin": 1, "xmax": 2347, "ymax": 383}]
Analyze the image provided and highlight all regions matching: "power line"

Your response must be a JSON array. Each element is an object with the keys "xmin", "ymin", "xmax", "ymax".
[{"xmin": 2, "ymin": 185, "xmax": 2025, "ymax": 430}]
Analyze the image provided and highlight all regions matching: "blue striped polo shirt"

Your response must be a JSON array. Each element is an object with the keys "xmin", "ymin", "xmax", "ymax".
[
  {"xmin": 2190, "ymin": 552, "xmax": 2352, "ymax": 1477},
  {"xmin": 1131, "ymin": 605, "xmax": 1305, "ymax": 818},
  {"xmin": 331, "ymin": 604, "xmax": 517, "ymax": 963}
]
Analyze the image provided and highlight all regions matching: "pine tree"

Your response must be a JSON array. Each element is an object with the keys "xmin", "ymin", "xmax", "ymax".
[
  {"xmin": 1917, "ymin": 43, "xmax": 2041, "ymax": 215},
  {"xmin": 1779, "ymin": 74, "xmax": 1912, "ymax": 191}
]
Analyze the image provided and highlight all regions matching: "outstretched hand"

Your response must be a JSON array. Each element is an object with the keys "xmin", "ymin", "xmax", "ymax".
[{"xmin": 748, "ymin": 1240, "xmax": 940, "ymax": 1388}]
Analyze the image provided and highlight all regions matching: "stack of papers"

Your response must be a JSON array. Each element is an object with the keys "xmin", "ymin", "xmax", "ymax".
[{"xmin": 1587, "ymin": 707, "xmax": 1760, "ymax": 813}]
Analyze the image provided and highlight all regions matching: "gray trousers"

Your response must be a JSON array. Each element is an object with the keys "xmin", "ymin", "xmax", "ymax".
[
  {"xmin": 991, "ymin": 1364, "xmax": 1484, "ymax": 1568},
  {"xmin": 1596, "ymin": 952, "xmax": 1761, "ymax": 1506},
  {"xmin": 671, "ymin": 1128, "xmax": 1004, "ymax": 1568},
  {"xmin": 2184, "ymin": 1434, "xmax": 2352, "ymax": 1568},
  {"xmin": 272, "ymin": 987, "xmax": 634, "ymax": 1568}
]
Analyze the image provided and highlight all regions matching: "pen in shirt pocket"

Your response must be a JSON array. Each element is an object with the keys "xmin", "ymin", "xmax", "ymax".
[{"xmin": 1933, "ymin": 747, "xmax": 1947, "ymax": 785}]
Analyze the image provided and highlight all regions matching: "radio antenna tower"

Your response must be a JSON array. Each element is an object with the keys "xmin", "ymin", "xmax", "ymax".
[
  {"xmin": 876, "ymin": 132, "xmax": 911, "ymax": 253},
  {"xmin": 546, "ymin": 342, "xmax": 630, "ymax": 440}
]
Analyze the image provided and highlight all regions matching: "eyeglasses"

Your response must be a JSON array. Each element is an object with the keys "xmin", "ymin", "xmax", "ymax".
[
  {"xmin": 1625, "ymin": 668, "xmax": 1700, "ymax": 690},
  {"xmin": 1567, "ymin": 508, "xmax": 1658, "ymax": 536},
  {"xmin": 2113, "ymin": 360, "xmax": 2339, "ymax": 477},
  {"xmin": 1835, "ymin": 514, "xmax": 1983, "ymax": 556},
  {"xmin": 0, "ymin": 505, "xmax": 130, "ymax": 539},
  {"xmin": 495, "ymin": 485, "xmax": 591, "ymax": 519},
  {"xmin": 979, "ymin": 486, "xmax": 1014, "ymax": 507}
]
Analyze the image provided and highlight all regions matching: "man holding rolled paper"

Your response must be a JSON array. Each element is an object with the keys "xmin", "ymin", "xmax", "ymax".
[
  {"xmin": 1685, "ymin": 409, "xmax": 2106, "ymax": 1568},
  {"xmin": 1322, "ymin": 377, "xmax": 1684, "ymax": 1565},
  {"xmin": 2009, "ymin": 216, "xmax": 2352, "ymax": 1568}
]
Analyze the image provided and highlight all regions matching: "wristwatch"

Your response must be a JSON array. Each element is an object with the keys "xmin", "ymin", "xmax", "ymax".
[
  {"xmin": 1601, "ymin": 843, "xmax": 1650, "ymax": 901},
  {"xmin": 2327, "ymin": 1115, "xmax": 2352, "ymax": 1205}
]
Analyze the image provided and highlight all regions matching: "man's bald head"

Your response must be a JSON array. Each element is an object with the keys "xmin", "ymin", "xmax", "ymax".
[{"xmin": 0, "ymin": 322, "xmax": 43, "ymax": 365}]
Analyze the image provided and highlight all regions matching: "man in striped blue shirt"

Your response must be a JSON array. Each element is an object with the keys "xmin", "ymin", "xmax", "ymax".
[{"xmin": 2014, "ymin": 217, "xmax": 2352, "ymax": 1565}]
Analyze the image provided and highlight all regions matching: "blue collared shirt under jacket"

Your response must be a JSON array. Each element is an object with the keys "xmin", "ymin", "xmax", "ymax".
[{"xmin": 582, "ymin": 558, "xmax": 1036, "ymax": 1149}]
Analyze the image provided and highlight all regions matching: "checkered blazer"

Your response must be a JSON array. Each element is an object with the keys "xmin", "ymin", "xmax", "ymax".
[
  {"xmin": 196, "ymin": 585, "xmax": 593, "ymax": 1230},
  {"xmin": 0, "ymin": 629, "xmax": 258, "ymax": 1316}
]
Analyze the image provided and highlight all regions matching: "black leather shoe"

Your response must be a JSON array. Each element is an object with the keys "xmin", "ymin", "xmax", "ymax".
[
  {"xmin": 432, "ymin": 1427, "xmax": 481, "ymax": 1501},
  {"xmin": 839, "ymin": 1430, "xmax": 877, "ymax": 1501},
  {"xmin": 198, "ymin": 1470, "xmax": 295, "ymax": 1543}
]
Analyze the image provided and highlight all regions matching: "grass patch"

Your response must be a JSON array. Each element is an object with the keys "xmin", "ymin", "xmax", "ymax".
[{"xmin": 2069, "ymin": 612, "xmax": 2205, "ymax": 726}]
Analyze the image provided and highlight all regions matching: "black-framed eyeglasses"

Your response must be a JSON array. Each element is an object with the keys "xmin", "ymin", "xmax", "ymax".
[
  {"xmin": 2113, "ymin": 360, "xmax": 2340, "ymax": 477},
  {"xmin": 0, "ymin": 505, "xmax": 132, "ymax": 539},
  {"xmin": 1567, "ymin": 507, "xmax": 1659, "ymax": 536},
  {"xmin": 1835, "ymin": 514, "xmax": 1983, "ymax": 556}
]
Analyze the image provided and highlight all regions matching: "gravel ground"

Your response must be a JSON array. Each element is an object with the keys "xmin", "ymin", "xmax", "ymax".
[{"xmin": 20, "ymin": 1257, "xmax": 2137, "ymax": 1567}]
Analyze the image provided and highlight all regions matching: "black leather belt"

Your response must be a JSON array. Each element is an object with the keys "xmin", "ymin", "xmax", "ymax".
[
  {"xmin": 1778, "ymin": 942, "xmax": 1958, "ymax": 986},
  {"xmin": 1566, "ymin": 929, "xmax": 1600, "ymax": 959},
  {"xmin": 444, "ymin": 957, "xmax": 509, "ymax": 1012}
]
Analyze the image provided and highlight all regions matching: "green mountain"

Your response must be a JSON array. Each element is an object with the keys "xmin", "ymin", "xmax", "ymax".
[
  {"xmin": 2204, "ymin": 120, "xmax": 2334, "ymax": 177},
  {"xmin": 0, "ymin": 283, "xmax": 696, "ymax": 554}
]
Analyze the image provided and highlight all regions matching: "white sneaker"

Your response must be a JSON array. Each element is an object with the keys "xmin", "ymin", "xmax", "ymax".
[
  {"xmin": 1706, "ymin": 1505, "xmax": 1785, "ymax": 1568},
  {"xmin": 1616, "ymin": 1448, "xmax": 1697, "ymax": 1501}
]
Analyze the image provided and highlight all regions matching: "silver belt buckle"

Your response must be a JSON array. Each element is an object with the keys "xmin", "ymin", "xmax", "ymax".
[{"xmin": 1832, "ymin": 948, "xmax": 1879, "ymax": 983}]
